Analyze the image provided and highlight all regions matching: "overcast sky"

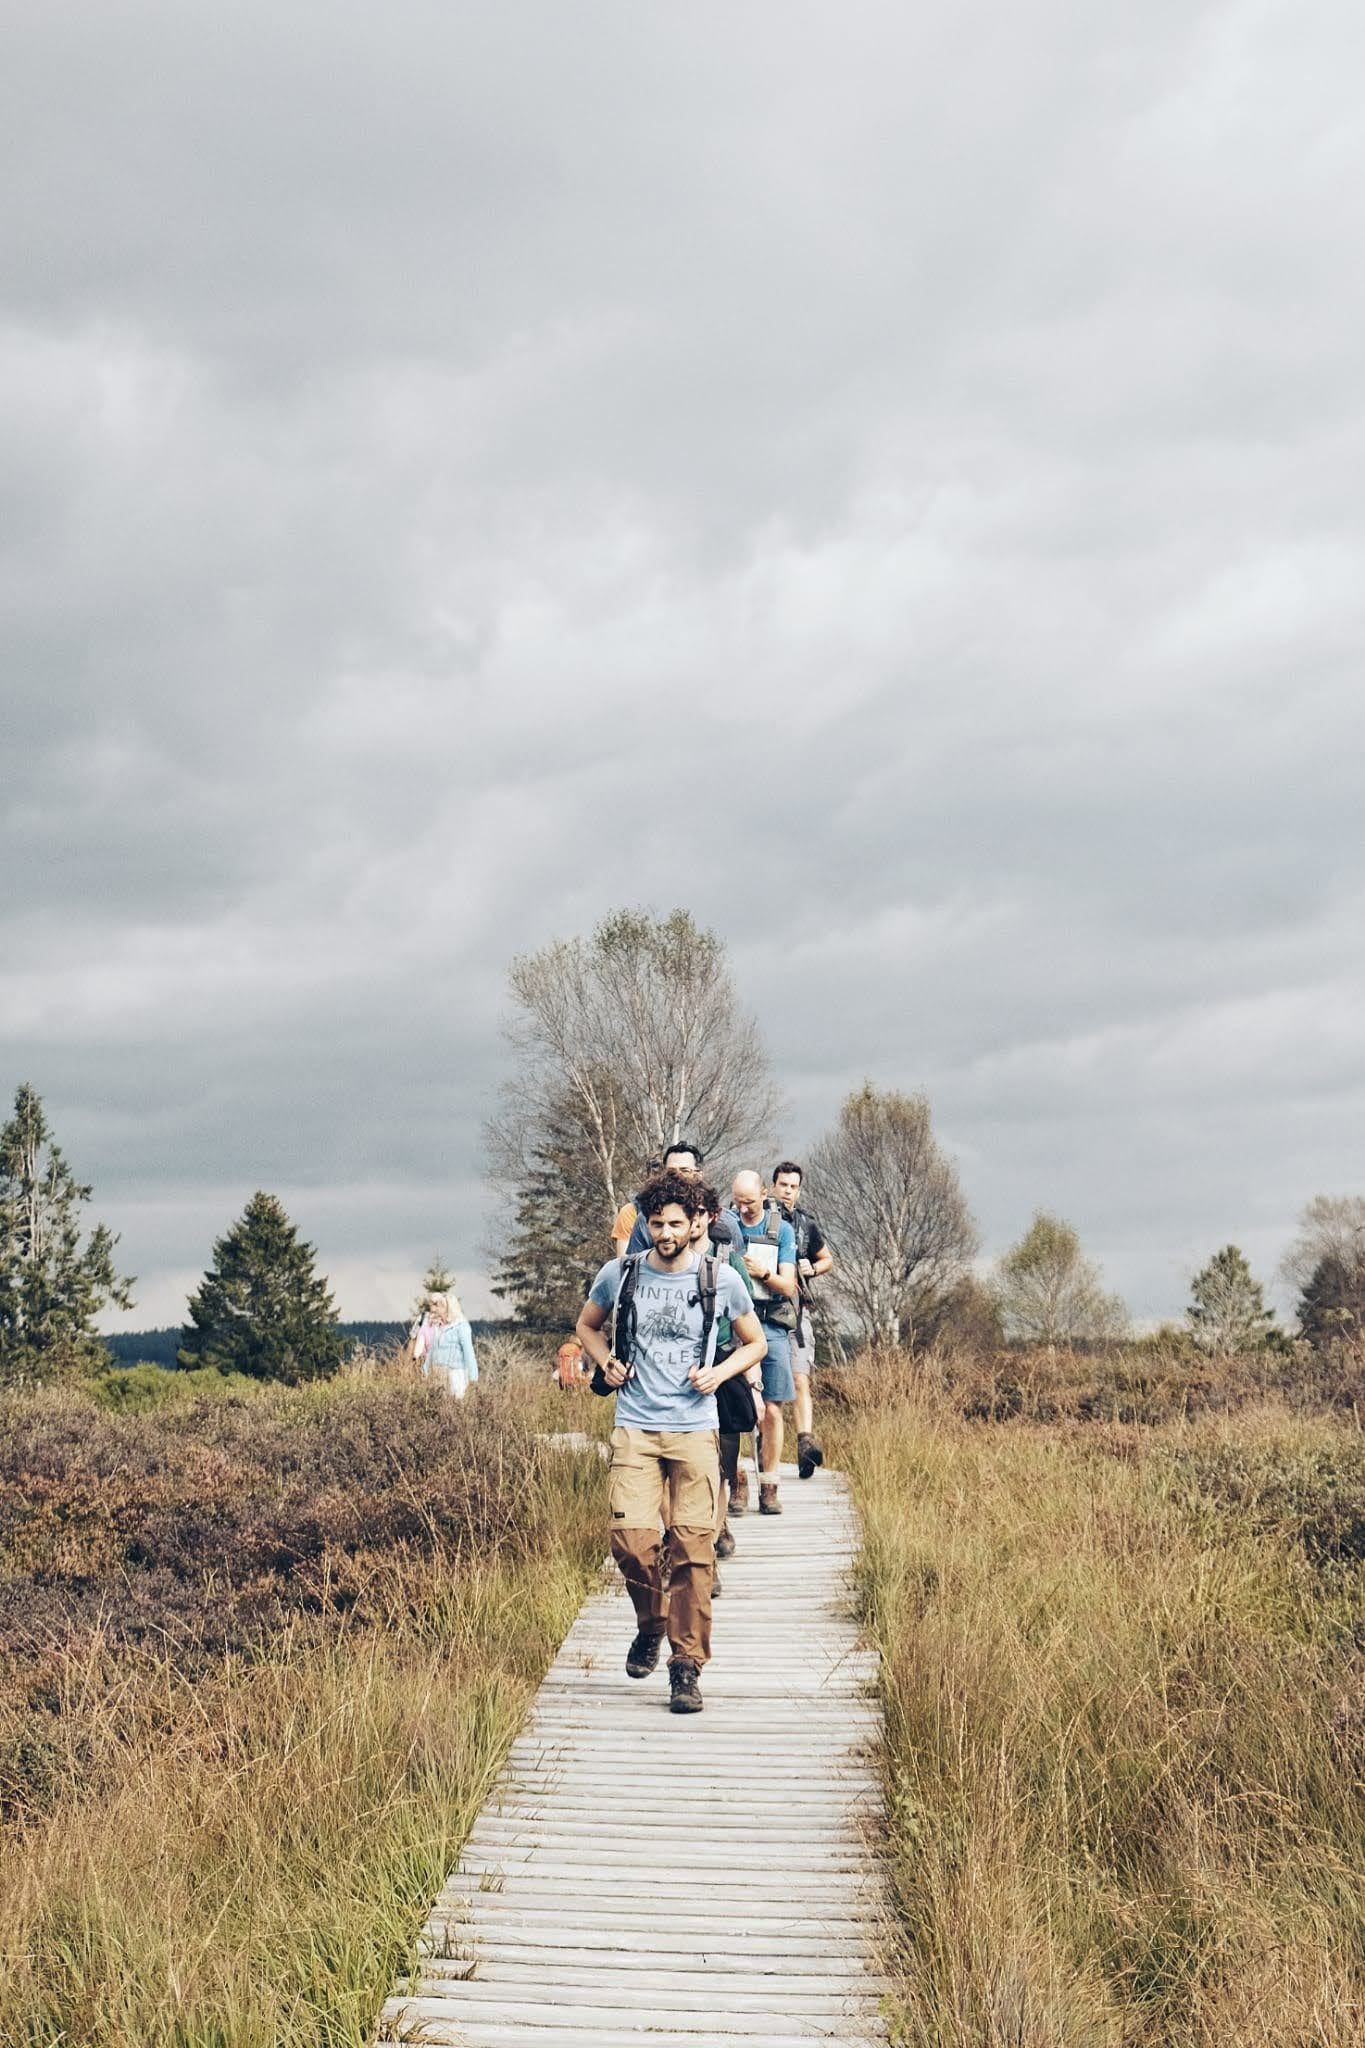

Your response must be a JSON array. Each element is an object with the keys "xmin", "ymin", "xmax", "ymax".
[{"xmin": 3, "ymin": 1, "xmax": 1362, "ymax": 1331}]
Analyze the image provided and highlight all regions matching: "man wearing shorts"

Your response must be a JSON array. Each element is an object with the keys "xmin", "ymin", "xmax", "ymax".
[
  {"xmin": 576, "ymin": 1169, "xmax": 765, "ymax": 1713},
  {"xmin": 728, "ymin": 1169, "xmax": 798, "ymax": 1515},
  {"xmin": 772, "ymin": 1160, "xmax": 834, "ymax": 1479}
]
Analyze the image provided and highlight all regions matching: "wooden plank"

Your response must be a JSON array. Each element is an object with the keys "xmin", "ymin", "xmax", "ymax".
[
  {"xmin": 383, "ymin": 1999, "xmax": 888, "ymax": 2042},
  {"xmin": 416, "ymin": 1951, "xmax": 889, "ymax": 1990},
  {"xmin": 381, "ymin": 2020, "xmax": 887, "ymax": 2048}
]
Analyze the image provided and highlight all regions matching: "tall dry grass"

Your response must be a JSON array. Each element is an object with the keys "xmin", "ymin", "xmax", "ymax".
[
  {"xmin": 0, "ymin": 1353, "xmax": 606, "ymax": 2047},
  {"xmin": 832, "ymin": 1351, "xmax": 1364, "ymax": 2046}
]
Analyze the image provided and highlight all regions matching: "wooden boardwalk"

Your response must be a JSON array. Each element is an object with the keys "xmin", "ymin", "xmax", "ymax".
[{"xmin": 377, "ymin": 1461, "xmax": 889, "ymax": 2046}]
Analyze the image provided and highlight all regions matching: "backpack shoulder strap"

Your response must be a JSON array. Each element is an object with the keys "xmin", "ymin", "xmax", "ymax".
[
  {"xmin": 697, "ymin": 1253, "xmax": 718, "ymax": 1364},
  {"xmin": 763, "ymin": 1200, "xmax": 783, "ymax": 1247},
  {"xmin": 613, "ymin": 1253, "xmax": 644, "ymax": 1361}
]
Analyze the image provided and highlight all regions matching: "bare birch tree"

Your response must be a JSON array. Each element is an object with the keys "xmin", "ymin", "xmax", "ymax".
[
  {"xmin": 486, "ymin": 908, "xmax": 781, "ymax": 1229},
  {"xmin": 805, "ymin": 1084, "xmax": 977, "ymax": 1348},
  {"xmin": 1280, "ymin": 1195, "xmax": 1365, "ymax": 1292}
]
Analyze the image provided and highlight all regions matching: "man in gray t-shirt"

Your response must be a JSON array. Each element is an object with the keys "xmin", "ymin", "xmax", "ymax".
[{"xmin": 577, "ymin": 1170, "xmax": 765, "ymax": 1714}]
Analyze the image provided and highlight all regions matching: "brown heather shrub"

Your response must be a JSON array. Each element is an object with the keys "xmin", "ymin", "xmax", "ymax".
[
  {"xmin": 822, "ymin": 1332, "xmax": 1365, "ymax": 1429},
  {"xmin": 0, "ymin": 1361, "xmax": 608, "ymax": 2045},
  {"xmin": 0, "ymin": 1372, "xmax": 602, "ymax": 1828}
]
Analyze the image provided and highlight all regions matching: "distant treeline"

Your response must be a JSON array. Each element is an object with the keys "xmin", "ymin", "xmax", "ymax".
[{"xmin": 102, "ymin": 1322, "xmax": 509, "ymax": 1370}]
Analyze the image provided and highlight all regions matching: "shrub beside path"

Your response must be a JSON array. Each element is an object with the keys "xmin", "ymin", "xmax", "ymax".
[{"xmin": 377, "ymin": 1460, "xmax": 889, "ymax": 2046}]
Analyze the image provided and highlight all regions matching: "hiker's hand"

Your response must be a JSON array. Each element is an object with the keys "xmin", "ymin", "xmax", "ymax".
[
  {"xmin": 798, "ymin": 1257, "xmax": 814, "ymax": 1278},
  {"xmin": 689, "ymin": 1360, "xmax": 725, "ymax": 1394},
  {"xmin": 743, "ymin": 1252, "xmax": 766, "ymax": 1279},
  {"xmin": 600, "ymin": 1355, "xmax": 630, "ymax": 1388}
]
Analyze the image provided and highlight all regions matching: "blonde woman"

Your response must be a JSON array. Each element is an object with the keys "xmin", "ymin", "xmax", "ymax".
[{"xmin": 413, "ymin": 1290, "xmax": 479, "ymax": 1399}]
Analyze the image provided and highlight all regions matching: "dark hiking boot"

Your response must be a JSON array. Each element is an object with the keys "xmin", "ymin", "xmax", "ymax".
[
  {"xmin": 669, "ymin": 1659, "xmax": 703, "ymax": 1713},
  {"xmin": 729, "ymin": 1468, "xmax": 750, "ymax": 1515},
  {"xmin": 797, "ymin": 1432, "xmax": 825, "ymax": 1479},
  {"xmin": 759, "ymin": 1482, "xmax": 782, "ymax": 1515},
  {"xmin": 715, "ymin": 1521, "xmax": 736, "ymax": 1560},
  {"xmin": 625, "ymin": 1629, "xmax": 665, "ymax": 1679}
]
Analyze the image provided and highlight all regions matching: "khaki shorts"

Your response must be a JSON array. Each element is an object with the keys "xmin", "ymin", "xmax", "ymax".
[
  {"xmin": 608, "ymin": 1427, "xmax": 719, "ymax": 1529},
  {"xmin": 791, "ymin": 1311, "xmax": 816, "ymax": 1377}
]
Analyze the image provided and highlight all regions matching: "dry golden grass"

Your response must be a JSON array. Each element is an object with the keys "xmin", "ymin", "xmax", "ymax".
[
  {"xmin": 0, "ymin": 1356, "xmax": 607, "ymax": 2047},
  {"xmin": 834, "ymin": 1362, "xmax": 1364, "ymax": 2046}
]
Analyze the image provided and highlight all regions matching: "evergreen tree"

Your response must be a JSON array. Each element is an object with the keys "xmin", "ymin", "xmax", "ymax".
[
  {"xmin": 1298, "ymin": 1251, "xmax": 1365, "ymax": 1352},
  {"xmin": 180, "ymin": 1192, "xmax": 345, "ymax": 1382},
  {"xmin": 1186, "ymin": 1245, "xmax": 1278, "ymax": 1357},
  {"xmin": 0, "ymin": 1083, "xmax": 134, "ymax": 1382},
  {"xmin": 412, "ymin": 1255, "xmax": 458, "ymax": 1321},
  {"xmin": 490, "ymin": 1105, "xmax": 610, "ymax": 1329}
]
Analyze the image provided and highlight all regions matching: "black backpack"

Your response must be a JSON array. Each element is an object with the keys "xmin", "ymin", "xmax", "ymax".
[{"xmin": 590, "ymin": 1253, "xmax": 719, "ymax": 1396}]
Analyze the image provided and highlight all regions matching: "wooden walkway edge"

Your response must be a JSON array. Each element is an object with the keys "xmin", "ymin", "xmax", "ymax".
[{"xmin": 377, "ymin": 1460, "xmax": 889, "ymax": 2045}]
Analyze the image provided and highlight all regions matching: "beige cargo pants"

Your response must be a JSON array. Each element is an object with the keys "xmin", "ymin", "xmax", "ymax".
[{"xmin": 608, "ymin": 1426, "xmax": 719, "ymax": 1667}]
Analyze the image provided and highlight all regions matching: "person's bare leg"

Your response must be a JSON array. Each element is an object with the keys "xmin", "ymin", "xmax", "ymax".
[
  {"xmin": 760, "ymin": 1399, "xmax": 783, "ymax": 1475},
  {"xmin": 794, "ymin": 1371, "xmax": 813, "ymax": 1436}
]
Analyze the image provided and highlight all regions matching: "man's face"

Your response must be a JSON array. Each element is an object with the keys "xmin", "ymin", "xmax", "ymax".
[
  {"xmin": 732, "ymin": 1176, "xmax": 764, "ymax": 1223},
  {"xmin": 664, "ymin": 1149, "xmax": 699, "ymax": 1175},
  {"xmin": 689, "ymin": 1209, "xmax": 711, "ymax": 1249},
  {"xmin": 773, "ymin": 1171, "xmax": 801, "ymax": 1212},
  {"xmin": 647, "ymin": 1203, "xmax": 695, "ymax": 1257}
]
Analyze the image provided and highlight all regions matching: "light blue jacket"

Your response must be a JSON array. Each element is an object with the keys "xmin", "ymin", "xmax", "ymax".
[{"xmin": 425, "ymin": 1319, "xmax": 479, "ymax": 1383}]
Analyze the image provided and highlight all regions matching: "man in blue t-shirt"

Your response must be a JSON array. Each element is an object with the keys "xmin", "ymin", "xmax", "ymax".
[
  {"xmin": 577, "ymin": 1169, "xmax": 765, "ymax": 1714},
  {"xmin": 728, "ymin": 1169, "xmax": 799, "ymax": 1516}
]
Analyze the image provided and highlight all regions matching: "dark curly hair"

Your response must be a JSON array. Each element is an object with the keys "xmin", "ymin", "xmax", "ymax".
[{"xmin": 638, "ymin": 1168, "xmax": 709, "ymax": 1220}]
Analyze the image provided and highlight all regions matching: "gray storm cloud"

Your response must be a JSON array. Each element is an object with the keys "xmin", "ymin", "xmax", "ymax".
[{"xmin": 2, "ymin": 0, "xmax": 1362, "ymax": 1326}]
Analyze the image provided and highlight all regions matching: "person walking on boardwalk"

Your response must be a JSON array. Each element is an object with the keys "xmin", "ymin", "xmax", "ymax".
[
  {"xmin": 412, "ymin": 1290, "xmax": 479, "ymax": 1399},
  {"xmin": 728, "ymin": 1169, "xmax": 799, "ymax": 1514},
  {"xmin": 771, "ymin": 1159, "xmax": 834, "ymax": 1478},
  {"xmin": 576, "ymin": 1168, "xmax": 765, "ymax": 1714},
  {"xmin": 688, "ymin": 1183, "xmax": 760, "ymax": 1590}
]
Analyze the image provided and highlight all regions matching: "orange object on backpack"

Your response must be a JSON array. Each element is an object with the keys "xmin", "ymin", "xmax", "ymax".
[{"xmin": 555, "ymin": 1339, "xmax": 586, "ymax": 1390}]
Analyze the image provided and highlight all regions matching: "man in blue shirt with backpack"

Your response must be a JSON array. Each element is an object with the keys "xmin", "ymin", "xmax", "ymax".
[{"xmin": 576, "ymin": 1169, "xmax": 765, "ymax": 1714}]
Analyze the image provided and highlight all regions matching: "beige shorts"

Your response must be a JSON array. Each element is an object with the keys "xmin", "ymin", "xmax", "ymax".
[
  {"xmin": 608, "ymin": 1426, "xmax": 719, "ymax": 1530},
  {"xmin": 791, "ymin": 1312, "xmax": 816, "ymax": 1377}
]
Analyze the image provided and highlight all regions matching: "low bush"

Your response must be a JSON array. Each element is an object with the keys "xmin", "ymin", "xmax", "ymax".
[
  {"xmin": 0, "ymin": 1364, "xmax": 607, "ymax": 2046},
  {"xmin": 823, "ymin": 1333, "xmax": 1365, "ymax": 1427}
]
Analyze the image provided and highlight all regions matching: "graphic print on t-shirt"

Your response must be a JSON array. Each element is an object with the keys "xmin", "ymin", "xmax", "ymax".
[{"xmin": 638, "ymin": 1299, "xmax": 694, "ymax": 1349}]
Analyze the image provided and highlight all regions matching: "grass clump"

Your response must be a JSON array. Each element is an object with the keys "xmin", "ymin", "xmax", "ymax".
[
  {"xmin": 836, "ymin": 1381, "xmax": 1365, "ymax": 2046},
  {"xmin": 0, "ymin": 1355, "xmax": 606, "ymax": 2046}
]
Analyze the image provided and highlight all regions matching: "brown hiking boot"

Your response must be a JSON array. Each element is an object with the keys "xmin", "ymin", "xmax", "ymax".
[
  {"xmin": 625, "ymin": 1628, "xmax": 665, "ymax": 1678},
  {"xmin": 729, "ymin": 1468, "xmax": 750, "ymax": 1515},
  {"xmin": 797, "ymin": 1432, "xmax": 825, "ymax": 1480},
  {"xmin": 759, "ymin": 1482, "xmax": 782, "ymax": 1515},
  {"xmin": 669, "ymin": 1659, "xmax": 703, "ymax": 1713}
]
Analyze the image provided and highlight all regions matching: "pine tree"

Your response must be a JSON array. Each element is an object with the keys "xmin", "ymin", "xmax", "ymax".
[
  {"xmin": 180, "ymin": 1192, "xmax": 345, "ymax": 1382},
  {"xmin": 1186, "ymin": 1245, "xmax": 1278, "ymax": 1357},
  {"xmin": 1298, "ymin": 1251, "xmax": 1365, "ymax": 1352},
  {"xmin": 491, "ymin": 1107, "xmax": 610, "ymax": 1330},
  {"xmin": 0, "ymin": 1083, "xmax": 134, "ymax": 1382},
  {"xmin": 412, "ymin": 1255, "xmax": 459, "ymax": 1321}
]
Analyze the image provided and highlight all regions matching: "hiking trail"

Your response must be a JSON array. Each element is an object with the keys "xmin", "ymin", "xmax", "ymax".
[{"xmin": 376, "ymin": 1460, "xmax": 889, "ymax": 2046}]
